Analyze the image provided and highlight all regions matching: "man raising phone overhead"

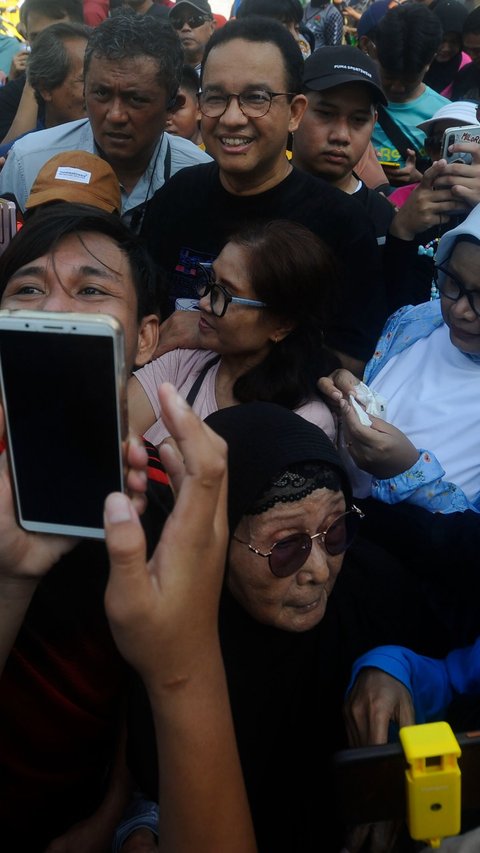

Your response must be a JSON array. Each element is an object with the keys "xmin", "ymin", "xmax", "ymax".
[{"xmin": 0, "ymin": 204, "xmax": 172, "ymax": 851}]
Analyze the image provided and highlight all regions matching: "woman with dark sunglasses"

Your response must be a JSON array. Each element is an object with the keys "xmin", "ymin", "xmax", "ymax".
[
  {"xmin": 129, "ymin": 219, "xmax": 339, "ymax": 448},
  {"xmin": 121, "ymin": 403, "xmax": 434, "ymax": 853}
]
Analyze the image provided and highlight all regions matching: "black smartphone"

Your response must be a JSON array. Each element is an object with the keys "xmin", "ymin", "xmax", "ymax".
[
  {"xmin": 0, "ymin": 310, "xmax": 128, "ymax": 539},
  {"xmin": 333, "ymin": 731, "xmax": 480, "ymax": 824}
]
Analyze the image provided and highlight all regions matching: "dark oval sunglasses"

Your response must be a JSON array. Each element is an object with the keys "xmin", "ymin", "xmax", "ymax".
[{"xmin": 233, "ymin": 506, "xmax": 364, "ymax": 578}]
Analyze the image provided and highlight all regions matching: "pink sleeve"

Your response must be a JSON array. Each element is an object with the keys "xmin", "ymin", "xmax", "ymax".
[
  {"xmin": 294, "ymin": 399, "xmax": 336, "ymax": 443},
  {"xmin": 388, "ymin": 183, "xmax": 418, "ymax": 209},
  {"xmin": 133, "ymin": 351, "xmax": 182, "ymax": 421}
]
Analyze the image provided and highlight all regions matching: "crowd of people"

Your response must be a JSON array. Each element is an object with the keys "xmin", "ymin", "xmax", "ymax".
[{"xmin": 0, "ymin": 0, "xmax": 479, "ymax": 851}]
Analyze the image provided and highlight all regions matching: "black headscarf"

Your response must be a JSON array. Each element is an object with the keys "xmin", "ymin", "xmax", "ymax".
[{"xmin": 204, "ymin": 402, "xmax": 351, "ymax": 533}]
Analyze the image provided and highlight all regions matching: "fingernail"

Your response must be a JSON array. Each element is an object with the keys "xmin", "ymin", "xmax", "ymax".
[{"xmin": 105, "ymin": 493, "xmax": 133, "ymax": 523}]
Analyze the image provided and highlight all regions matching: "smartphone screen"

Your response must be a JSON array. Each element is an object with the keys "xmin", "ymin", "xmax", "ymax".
[{"xmin": 0, "ymin": 315, "xmax": 126, "ymax": 538}]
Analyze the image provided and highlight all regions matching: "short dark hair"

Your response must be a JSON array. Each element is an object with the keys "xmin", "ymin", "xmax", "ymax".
[
  {"xmin": 226, "ymin": 220, "xmax": 339, "ymax": 409},
  {"xmin": 201, "ymin": 16, "xmax": 304, "ymax": 93},
  {"xmin": 28, "ymin": 22, "xmax": 92, "ymax": 106},
  {"xmin": 0, "ymin": 205, "xmax": 164, "ymax": 322},
  {"xmin": 84, "ymin": 9, "xmax": 183, "ymax": 101},
  {"xmin": 22, "ymin": 0, "xmax": 84, "ymax": 26},
  {"xmin": 376, "ymin": 4, "xmax": 442, "ymax": 75},
  {"xmin": 180, "ymin": 63, "xmax": 200, "ymax": 98},
  {"xmin": 463, "ymin": 6, "xmax": 480, "ymax": 35},
  {"xmin": 237, "ymin": 0, "xmax": 304, "ymax": 26}
]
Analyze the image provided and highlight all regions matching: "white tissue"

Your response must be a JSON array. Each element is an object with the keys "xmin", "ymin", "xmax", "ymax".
[{"xmin": 349, "ymin": 381, "xmax": 387, "ymax": 428}]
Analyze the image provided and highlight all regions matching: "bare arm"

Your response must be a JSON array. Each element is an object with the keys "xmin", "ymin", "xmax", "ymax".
[
  {"xmin": 128, "ymin": 375, "xmax": 158, "ymax": 437},
  {"xmin": 104, "ymin": 384, "xmax": 257, "ymax": 853}
]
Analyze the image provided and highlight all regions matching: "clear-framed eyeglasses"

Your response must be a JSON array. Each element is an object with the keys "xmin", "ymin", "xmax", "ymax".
[
  {"xmin": 198, "ymin": 88, "xmax": 295, "ymax": 119},
  {"xmin": 196, "ymin": 262, "xmax": 267, "ymax": 318}
]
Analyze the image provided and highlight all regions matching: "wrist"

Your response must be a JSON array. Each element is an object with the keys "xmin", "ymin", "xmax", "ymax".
[
  {"xmin": 0, "ymin": 574, "xmax": 39, "ymax": 601},
  {"xmin": 389, "ymin": 215, "xmax": 416, "ymax": 242}
]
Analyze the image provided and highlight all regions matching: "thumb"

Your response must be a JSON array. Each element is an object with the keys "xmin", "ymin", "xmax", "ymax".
[
  {"xmin": 103, "ymin": 493, "xmax": 148, "ymax": 621},
  {"xmin": 420, "ymin": 157, "xmax": 447, "ymax": 189},
  {"xmin": 406, "ymin": 148, "xmax": 416, "ymax": 163}
]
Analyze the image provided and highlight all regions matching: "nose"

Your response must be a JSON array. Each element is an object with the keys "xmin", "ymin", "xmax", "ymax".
[
  {"xmin": 451, "ymin": 293, "xmax": 477, "ymax": 321},
  {"xmin": 42, "ymin": 292, "xmax": 74, "ymax": 312},
  {"xmin": 107, "ymin": 96, "xmax": 128, "ymax": 123},
  {"xmin": 329, "ymin": 117, "xmax": 350, "ymax": 144},
  {"xmin": 295, "ymin": 542, "xmax": 330, "ymax": 586},
  {"xmin": 221, "ymin": 95, "xmax": 248, "ymax": 125},
  {"xmin": 198, "ymin": 292, "xmax": 212, "ymax": 313}
]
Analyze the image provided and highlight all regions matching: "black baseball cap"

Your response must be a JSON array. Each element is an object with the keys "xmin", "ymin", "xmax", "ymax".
[
  {"xmin": 170, "ymin": 0, "xmax": 213, "ymax": 16},
  {"xmin": 303, "ymin": 45, "xmax": 387, "ymax": 105}
]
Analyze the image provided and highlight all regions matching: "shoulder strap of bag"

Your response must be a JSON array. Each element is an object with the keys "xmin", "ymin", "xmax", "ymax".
[
  {"xmin": 186, "ymin": 355, "xmax": 221, "ymax": 407},
  {"xmin": 376, "ymin": 103, "xmax": 421, "ymax": 160}
]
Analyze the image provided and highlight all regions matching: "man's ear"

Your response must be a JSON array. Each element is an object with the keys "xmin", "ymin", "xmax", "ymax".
[
  {"xmin": 134, "ymin": 314, "xmax": 160, "ymax": 368},
  {"xmin": 289, "ymin": 94, "xmax": 308, "ymax": 133},
  {"xmin": 38, "ymin": 83, "xmax": 52, "ymax": 103}
]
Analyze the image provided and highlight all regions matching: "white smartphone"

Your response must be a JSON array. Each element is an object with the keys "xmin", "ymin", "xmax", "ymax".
[
  {"xmin": 0, "ymin": 311, "xmax": 128, "ymax": 539},
  {"xmin": 440, "ymin": 125, "xmax": 480, "ymax": 165},
  {"xmin": 0, "ymin": 198, "xmax": 16, "ymax": 255}
]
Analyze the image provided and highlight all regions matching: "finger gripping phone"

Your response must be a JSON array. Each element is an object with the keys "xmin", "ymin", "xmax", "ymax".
[
  {"xmin": 440, "ymin": 125, "xmax": 480, "ymax": 165},
  {"xmin": 0, "ymin": 311, "xmax": 127, "ymax": 539}
]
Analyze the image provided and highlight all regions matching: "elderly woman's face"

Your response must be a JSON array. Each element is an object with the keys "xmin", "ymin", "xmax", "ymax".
[
  {"xmin": 227, "ymin": 488, "xmax": 346, "ymax": 633},
  {"xmin": 440, "ymin": 240, "xmax": 480, "ymax": 354}
]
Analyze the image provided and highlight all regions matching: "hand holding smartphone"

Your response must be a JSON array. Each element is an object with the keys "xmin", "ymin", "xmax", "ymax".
[
  {"xmin": 0, "ymin": 311, "xmax": 127, "ymax": 539},
  {"xmin": 440, "ymin": 125, "xmax": 480, "ymax": 165}
]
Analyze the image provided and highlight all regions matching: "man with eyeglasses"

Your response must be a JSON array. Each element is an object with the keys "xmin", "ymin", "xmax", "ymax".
[
  {"xmin": 169, "ymin": 0, "xmax": 216, "ymax": 74},
  {"xmin": 142, "ymin": 15, "xmax": 388, "ymax": 377}
]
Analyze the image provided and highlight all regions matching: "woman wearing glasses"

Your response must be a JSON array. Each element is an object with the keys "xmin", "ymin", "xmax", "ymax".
[
  {"xmin": 123, "ymin": 403, "xmax": 424, "ymax": 853},
  {"xmin": 319, "ymin": 203, "xmax": 480, "ymax": 514},
  {"xmin": 129, "ymin": 219, "xmax": 338, "ymax": 447}
]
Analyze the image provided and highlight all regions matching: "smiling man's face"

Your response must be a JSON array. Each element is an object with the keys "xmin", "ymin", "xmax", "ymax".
[{"xmin": 200, "ymin": 37, "xmax": 306, "ymax": 195}]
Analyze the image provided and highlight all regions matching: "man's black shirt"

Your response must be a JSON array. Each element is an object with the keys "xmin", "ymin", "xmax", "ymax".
[{"xmin": 141, "ymin": 162, "xmax": 387, "ymax": 363}]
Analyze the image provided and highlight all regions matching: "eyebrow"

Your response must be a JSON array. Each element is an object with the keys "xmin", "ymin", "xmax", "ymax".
[
  {"xmin": 203, "ymin": 82, "xmax": 273, "ymax": 92},
  {"xmin": 8, "ymin": 264, "xmax": 122, "ymax": 283},
  {"xmin": 314, "ymin": 97, "xmax": 373, "ymax": 113}
]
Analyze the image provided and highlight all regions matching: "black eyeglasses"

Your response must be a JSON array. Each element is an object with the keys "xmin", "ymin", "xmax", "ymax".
[
  {"xmin": 196, "ymin": 262, "xmax": 267, "ymax": 317},
  {"xmin": 434, "ymin": 264, "xmax": 480, "ymax": 317},
  {"xmin": 198, "ymin": 89, "xmax": 295, "ymax": 118},
  {"xmin": 170, "ymin": 12, "xmax": 210, "ymax": 29},
  {"xmin": 233, "ymin": 507, "xmax": 364, "ymax": 578}
]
